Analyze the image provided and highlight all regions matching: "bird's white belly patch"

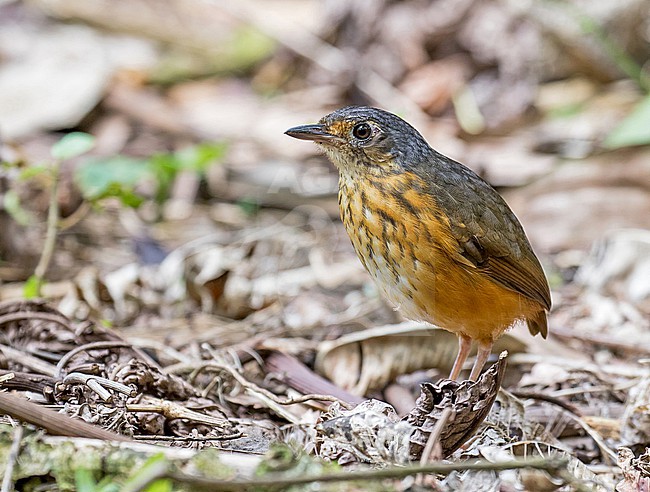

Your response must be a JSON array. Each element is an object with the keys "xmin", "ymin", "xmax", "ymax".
[{"xmin": 364, "ymin": 250, "xmax": 423, "ymax": 320}]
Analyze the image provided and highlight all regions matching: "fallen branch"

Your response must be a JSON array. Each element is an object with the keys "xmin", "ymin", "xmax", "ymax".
[
  {"xmin": 0, "ymin": 392, "xmax": 130, "ymax": 442},
  {"xmin": 169, "ymin": 456, "xmax": 569, "ymax": 491}
]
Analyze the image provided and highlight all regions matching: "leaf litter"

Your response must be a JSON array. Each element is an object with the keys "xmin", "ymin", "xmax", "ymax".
[{"xmin": 1, "ymin": 0, "xmax": 650, "ymax": 490}]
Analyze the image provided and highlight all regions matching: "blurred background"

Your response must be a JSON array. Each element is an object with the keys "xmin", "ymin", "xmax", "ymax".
[
  {"xmin": 1, "ymin": 0, "xmax": 650, "ymax": 484},
  {"xmin": 0, "ymin": 0, "xmax": 649, "ymax": 354}
]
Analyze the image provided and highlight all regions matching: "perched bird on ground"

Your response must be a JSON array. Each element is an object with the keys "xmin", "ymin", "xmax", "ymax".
[{"xmin": 286, "ymin": 106, "xmax": 551, "ymax": 380}]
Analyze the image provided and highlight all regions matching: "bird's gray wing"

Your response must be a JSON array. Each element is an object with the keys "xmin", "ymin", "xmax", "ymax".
[{"xmin": 427, "ymin": 162, "xmax": 551, "ymax": 312}]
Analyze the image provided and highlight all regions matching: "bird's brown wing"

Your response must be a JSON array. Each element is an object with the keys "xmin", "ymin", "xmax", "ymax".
[{"xmin": 427, "ymin": 162, "xmax": 552, "ymax": 313}]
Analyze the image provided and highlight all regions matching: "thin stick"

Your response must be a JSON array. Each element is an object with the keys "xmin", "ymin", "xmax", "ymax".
[
  {"xmin": 551, "ymin": 325, "xmax": 650, "ymax": 355},
  {"xmin": 1, "ymin": 425, "xmax": 23, "ymax": 492},
  {"xmin": 55, "ymin": 341, "xmax": 134, "ymax": 377},
  {"xmin": 133, "ymin": 433, "xmax": 243, "ymax": 442},
  {"xmin": 0, "ymin": 391, "xmax": 130, "ymax": 442},
  {"xmin": 511, "ymin": 390, "xmax": 583, "ymax": 416},
  {"xmin": 563, "ymin": 412, "xmax": 617, "ymax": 464},
  {"xmin": 0, "ymin": 311, "xmax": 73, "ymax": 330},
  {"xmin": 0, "ymin": 344, "xmax": 58, "ymax": 376},
  {"xmin": 33, "ymin": 159, "xmax": 61, "ymax": 289},
  {"xmin": 63, "ymin": 373, "xmax": 137, "ymax": 401},
  {"xmin": 420, "ymin": 407, "xmax": 454, "ymax": 465},
  {"xmin": 194, "ymin": 362, "xmax": 354, "ymax": 410},
  {"xmin": 169, "ymin": 456, "xmax": 568, "ymax": 491}
]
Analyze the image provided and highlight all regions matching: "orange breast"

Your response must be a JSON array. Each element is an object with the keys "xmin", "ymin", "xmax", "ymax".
[{"xmin": 338, "ymin": 171, "xmax": 540, "ymax": 343}]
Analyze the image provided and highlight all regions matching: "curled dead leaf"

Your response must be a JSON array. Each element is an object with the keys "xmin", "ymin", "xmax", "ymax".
[
  {"xmin": 317, "ymin": 354, "xmax": 508, "ymax": 465},
  {"xmin": 315, "ymin": 322, "xmax": 525, "ymax": 395},
  {"xmin": 406, "ymin": 351, "xmax": 508, "ymax": 458}
]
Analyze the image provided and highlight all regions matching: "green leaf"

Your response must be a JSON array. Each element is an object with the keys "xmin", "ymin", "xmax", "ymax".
[
  {"xmin": 95, "ymin": 478, "xmax": 121, "ymax": 492},
  {"xmin": 51, "ymin": 132, "xmax": 96, "ymax": 160},
  {"xmin": 100, "ymin": 183, "xmax": 145, "ymax": 208},
  {"xmin": 19, "ymin": 165, "xmax": 49, "ymax": 180},
  {"xmin": 175, "ymin": 142, "xmax": 227, "ymax": 172},
  {"xmin": 143, "ymin": 479, "xmax": 172, "ymax": 492},
  {"xmin": 24, "ymin": 275, "xmax": 42, "ymax": 299},
  {"xmin": 147, "ymin": 153, "xmax": 178, "ymax": 204},
  {"xmin": 121, "ymin": 453, "xmax": 169, "ymax": 492},
  {"xmin": 75, "ymin": 156, "xmax": 150, "ymax": 201},
  {"xmin": 237, "ymin": 197, "xmax": 260, "ymax": 216},
  {"xmin": 604, "ymin": 95, "xmax": 650, "ymax": 148},
  {"xmin": 75, "ymin": 469, "xmax": 97, "ymax": 492},
  {"xmin": 3, "ymin": 189, "xmax": 32, "ymax": 226}
]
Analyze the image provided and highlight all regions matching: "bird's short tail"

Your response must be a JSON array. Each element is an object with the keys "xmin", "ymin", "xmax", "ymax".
[{"xmin": 527, "ymin": 310, "xmax": 548, "ymax": 339}]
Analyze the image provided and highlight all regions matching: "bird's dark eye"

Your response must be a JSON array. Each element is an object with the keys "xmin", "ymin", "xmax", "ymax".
[{"xmin": 352, "ymin": 123, "xmax": 372, "ymax": 140}]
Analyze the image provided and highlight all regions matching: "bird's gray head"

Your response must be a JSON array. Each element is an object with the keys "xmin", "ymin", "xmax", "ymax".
[{"xmin": 285, "ymin": 106, "xmax": 432, "ymax": 175}]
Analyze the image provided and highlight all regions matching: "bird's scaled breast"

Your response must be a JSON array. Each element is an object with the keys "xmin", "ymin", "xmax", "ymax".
[
  {"xmin": 338, "ymin": 172, "xmax": 436, "ymax": 321},
  {"xmin": 337, "ymin": 170, "xmax": 544, "ymax": 341}
]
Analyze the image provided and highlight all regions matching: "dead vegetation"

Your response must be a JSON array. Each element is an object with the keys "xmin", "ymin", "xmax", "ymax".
[{"xmin": 1, "ymin": 0, "xmax": 650, "ymax": 490}]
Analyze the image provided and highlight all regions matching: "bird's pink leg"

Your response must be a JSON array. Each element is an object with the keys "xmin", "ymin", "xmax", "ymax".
[
  {"xmin": 449, "ymin": 335, "xmax": 472, "ymax": 380},
  {"xmin": 469, "ymin": 341, "xmax": 493, "ymax": 380}
]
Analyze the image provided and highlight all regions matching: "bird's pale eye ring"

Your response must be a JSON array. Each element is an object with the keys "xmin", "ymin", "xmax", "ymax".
[{"xmin": 352, "ymin": 123, "xmax": 372, "ymax": 140}]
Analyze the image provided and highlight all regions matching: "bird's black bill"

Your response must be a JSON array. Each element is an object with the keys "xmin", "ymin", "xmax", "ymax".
[{"xmin": 285, "ymin": 124, "xmax": 343, "ymax": 143}]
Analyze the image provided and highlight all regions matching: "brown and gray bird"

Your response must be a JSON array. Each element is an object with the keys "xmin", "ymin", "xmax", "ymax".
[{"xmin": 286, "ymin": 106, "xmax": 551, "ymax": 380}]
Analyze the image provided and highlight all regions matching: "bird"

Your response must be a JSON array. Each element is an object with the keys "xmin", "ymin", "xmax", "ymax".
[{"xmin": 285, "ymin": 106, "xmax": 551, "ymax": 381}]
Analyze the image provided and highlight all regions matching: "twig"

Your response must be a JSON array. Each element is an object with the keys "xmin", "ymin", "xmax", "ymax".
[
  {"xmin": 0, "ymin": 344, "xmax": 58, "ymax": 376},
  {"xmin": 1, "ymin": 425, "xmax": 23, "ymax": 492},
  {"xmin": 63, "ymin": 372, "xmax": 137, "ymax": 401},
  {"xmin": 133, "ymin": 433, "xmax": 243, "ymax": 442},
  {"xmin": 55, "ymin": 341, "xmax": 136, "ymax": 377},
  {"xmin": 420, "ymin": 407, "xmax": 454, "ymax": 465},
  {"xmin": 129, "ymin": 338, "xmax": 194, "ymax": 365},
  {"xmin": 168, "ymin": 456, "xmax": 569, "ymax": 491},
  {"xmin": 264, "ymin": 351, "xmax": 364, "ymax": 406},
  {"xmin": 0, "ymin": 311, "xmax": 74, "ymax": 330},
  {"xmin": 193, "ymin": 362, "xmax": 354, "ymax": 412},
  {"xmin": 100, "ymin": 329, "xmax": 163, "ymax": 370},
  {"xmin": 32, "ymin": 158, "xmax": 61, "ymax": 290},
  {"xmin": 551, "ymin": 325, "xmax": 650, "ymax": 355},
  {"xmin": 562, "ymin": 411, "xmax": 617, "ymax": 464},
  {"xmin": 0, "ymin": 369, "xmax": 55, "ymax": 394},
  {"xmin": 126, "ymin": 399, "xmax": 231, "ymax": 428},
  {"xmin": 0, "ymin": 372, "xmax": 14, "ymax": 385},
  {"xmin": 58, "ymin": 201, "xmax": 91, "ymax": 231},
  {"xmin": 0, "ymin": 391, "xmax": 130, "ymax": 441},
  {"xmin": 508, "ymin": 353, "xmax": 641, "ymax": 378},
  {"xmin": 511, "ymin": 390, "xmax": 583, "ymax": 416},
  {"xmin": 550, "ymin": 383, "xmax": 636, "ymax": 398}
]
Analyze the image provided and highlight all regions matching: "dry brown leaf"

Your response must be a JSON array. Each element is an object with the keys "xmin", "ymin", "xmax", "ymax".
[
  {"xmin": 617, "ymin": 447, "xmax": 650, "ymax": 492},
  {"xmin": 406, "ymin": 352, "xmax": 507, "ymax": 459},
  {"xmin": 620, "ymin": 370, "xmax": 650, "ymax": 445},
  {"xmin": 315, "ymin": 321, "xmax": 526, "ymax": 395},
  {"xmin": 318, "ymin": 354, "xmax": 507, "ymax": 465},
  {"xmin": 455, "ymin": 388, "xmax": 554, "ymax": 462},
  {"xmin": 582, "ymin": 416, "xmax": 621, "ymax": 441},
  {"xmin": 318, "ymin": 399, "xmax": 413, "ymax": 465}
]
